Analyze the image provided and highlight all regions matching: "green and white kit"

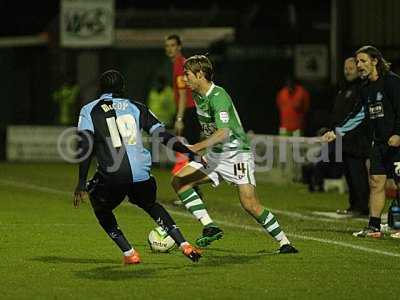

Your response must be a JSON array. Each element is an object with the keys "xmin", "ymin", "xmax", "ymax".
[{"xmin": 189, "ymin": 83, "xmax": 255, "ymax": 186}]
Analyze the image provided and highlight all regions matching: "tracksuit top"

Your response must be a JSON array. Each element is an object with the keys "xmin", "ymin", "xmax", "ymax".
[{"xmin": 336, "ymin": 71, "xmax": 400, "ymax": 144}]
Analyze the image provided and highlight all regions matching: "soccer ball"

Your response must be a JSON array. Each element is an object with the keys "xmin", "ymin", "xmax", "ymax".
[{"xmin": 148, "ymin": 226, "xmax": 176, "ymax": 253}]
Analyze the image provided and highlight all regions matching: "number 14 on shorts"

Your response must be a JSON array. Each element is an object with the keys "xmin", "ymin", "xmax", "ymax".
[{"xmin": 233, "ymin": 163, "xmax": 246, "ymax": 179}]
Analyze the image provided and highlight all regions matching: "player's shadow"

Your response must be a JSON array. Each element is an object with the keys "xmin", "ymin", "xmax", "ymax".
[
  {"xmin": 199, "ymin": 247, "xmax": 240, "ymax": 254},
  {"xmin": 75, "ymin": 266, "xmax": 157, "ymax": 280},
  {"xmin": 198, "ymin": 253, "xmax": 264, "ymax": 267},
  {"xmin": 31, "ymin": 256, "xmax": 117, "ymax": 265},
  {"xmin": 75, "ymin": 265, "xmax": 186, "ymax": 281}
]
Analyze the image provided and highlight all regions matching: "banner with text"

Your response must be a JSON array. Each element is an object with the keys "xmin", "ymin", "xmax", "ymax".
[{"xmin": 60, "ymin": 0, "xmax": 115, "ymax": 48}]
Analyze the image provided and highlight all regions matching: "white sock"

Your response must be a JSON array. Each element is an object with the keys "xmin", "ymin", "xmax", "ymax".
[
  {"xmin": 278, "ymin": 235, "xmax": 291, "ymax": 247},
  {"xmin": 199, "ymin": 215, "xmax": 213, "ymax": 226},
  {"xmin": 123, "ymin": 248, "xmax": 134, "ymax": 256}
]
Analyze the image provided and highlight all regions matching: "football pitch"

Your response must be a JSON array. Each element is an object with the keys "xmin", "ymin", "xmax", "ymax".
[{"xmin": 0, "ymin": 163, "xmax": 399, "ymax": 299}]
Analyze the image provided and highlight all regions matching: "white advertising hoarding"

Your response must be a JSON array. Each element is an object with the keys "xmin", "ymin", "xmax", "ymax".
[{"xmin": 7, "ymin": 126, "xmax": 74, "ymax": 162}]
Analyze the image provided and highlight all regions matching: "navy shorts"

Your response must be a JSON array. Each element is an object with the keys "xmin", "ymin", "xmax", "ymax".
[
  {"xmin": 87, "ymin": 174, "xmax": 157, "ymax": 212},
  {"xmin": 370, "ymin": 143, "xmax": 400, "ymax": 182}
]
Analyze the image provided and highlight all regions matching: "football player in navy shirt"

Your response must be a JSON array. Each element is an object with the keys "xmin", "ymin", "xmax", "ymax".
[{"xmin": 73, "ymin": 70, "xmax": 202, "ymax": 264}]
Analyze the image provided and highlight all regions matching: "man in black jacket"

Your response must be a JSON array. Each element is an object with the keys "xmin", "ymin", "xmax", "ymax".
[
  {"xmin": 323, "ymin": 46, "xmax": 400, "ymax": 237},
  {"xmin": 332, "ymin": 57, "xmax": 370, "ymax": 216}
]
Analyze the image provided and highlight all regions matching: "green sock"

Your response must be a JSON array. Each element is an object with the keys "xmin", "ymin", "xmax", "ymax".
[
  {"xmin": 178, "ymin": 188, "xmax": 215, "ymax": 227},
  {"xmin": 257, "ymin": 208, "xmax": 289, "ymax": 246}
]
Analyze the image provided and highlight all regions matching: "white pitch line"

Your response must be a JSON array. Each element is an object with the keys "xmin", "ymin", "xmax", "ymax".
[
  {"xmin": 0, "ymin": 179, "xmax": 362, "ymax": 224},
  {"xmin": 0, "ymin": 223, "xmax": 85, "ymax": 227},
  {"xmin": 1, "ymin": 178, "xmax": 399, "ymax": 258},
  {"xmin": 267, "ymin": 208, "xmax": 338, "ymax": 223},
  {"xmin": 236, "ymin": 204, "xmax": 367, "ymax": 223},
  {"xmin": 165, "ymin": 208, "xmax": 400, "ymax": 258},
  {"xmin": 0, "ymin": 179, "xmax": 69, "ymax": 196}
]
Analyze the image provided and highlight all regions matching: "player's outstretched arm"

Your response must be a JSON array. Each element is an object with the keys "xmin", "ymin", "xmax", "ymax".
[
  {"xmin": 157, "ymin": 129, "xmax": 206, "ymax": 167},
  {"xmin": 190, "ymin": 128, "xmax": 230, "ymax": 152},
  {"xmin": 138, "ymin": 101, "xmax": 206, "ymax": 166},
  {"xmin": 321, "ymin": 131, "xmax": 337, "ymax": 143}
]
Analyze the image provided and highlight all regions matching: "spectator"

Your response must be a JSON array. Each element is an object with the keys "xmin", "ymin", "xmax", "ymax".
[
  {"xmin": 276, "ymin": 77, "xmax": 310, "ymax": 136},
  {"xmin": 147, "ymin": 75, "xmax": 175, "ymax": 128},
  {"xmin": 332, "ymin": 57, "xmax": 370, "ymax": 216},
  {"xmin": 52, "ymin": 77, "xmax": 79, "ymax": 126}
]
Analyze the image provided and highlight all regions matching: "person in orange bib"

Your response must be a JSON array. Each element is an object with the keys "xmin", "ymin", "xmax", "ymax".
[{"xmin": 276, "ymin": 77, "xmax": 310, "ymax": 136}]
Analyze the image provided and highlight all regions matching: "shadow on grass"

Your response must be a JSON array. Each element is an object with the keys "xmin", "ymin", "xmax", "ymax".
[
  {"xmin": 75, "ymin": 265, "xmax": 186, "ymax": 281},
  {"xmin": 31, "ymin": 256, "xmax": 118, "ymax": 264},
  {"xmin": 197, "ymin": 253, "xmax": 265, "ymax": 268},
  {"xmin": 198, "ymin": 247, "xmax": 240, "ymax": 253},
  {"xmin": 75, "ymin": 266, "xmax": 157, "ymax": 280},
  {"xmin": 76, "ymin": 253, "xmax": 267, "ymax": 281},
  {"xmin": 32, "ymin": 252, "xmax": 269, "ymax": 281}
]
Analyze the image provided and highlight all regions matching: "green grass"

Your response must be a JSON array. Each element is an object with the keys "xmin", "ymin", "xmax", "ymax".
[{"xmin": 1, "ymin": 162, "xmax": 400, "ymax": 299}]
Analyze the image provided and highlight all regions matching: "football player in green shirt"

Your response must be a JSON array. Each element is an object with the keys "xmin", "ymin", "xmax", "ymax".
[{"xmin": 171, "ymin": 55, "xmax": 298, "ymax": 254}]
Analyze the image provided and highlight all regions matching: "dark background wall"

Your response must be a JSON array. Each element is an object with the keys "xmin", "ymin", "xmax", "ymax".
[{"xmin": 1, "ymin": 0, "xmax": 400, "ymax": 161}]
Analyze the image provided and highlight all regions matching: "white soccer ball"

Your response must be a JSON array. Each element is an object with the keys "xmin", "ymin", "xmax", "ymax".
[{"xmin": 148, "ymin": 226, "xmax": 176, "ymax": 253}]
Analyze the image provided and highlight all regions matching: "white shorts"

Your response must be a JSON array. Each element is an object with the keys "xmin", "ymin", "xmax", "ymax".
[{"xmin": 189, "ymin": 151, "xmax": 256, "ymax": 187}]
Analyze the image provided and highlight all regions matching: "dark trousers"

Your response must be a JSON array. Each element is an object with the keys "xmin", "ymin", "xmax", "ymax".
[
  {"xmin": 303, "ymin": 160, "xmax": 343, "ymax": 192},
  {"xmin": 88, "ymin": 175, "xmax": 177, "ymax": 236},
  {"xmin": 343, "ymin": 153, "xmax": 369, "ymax": 214}
]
